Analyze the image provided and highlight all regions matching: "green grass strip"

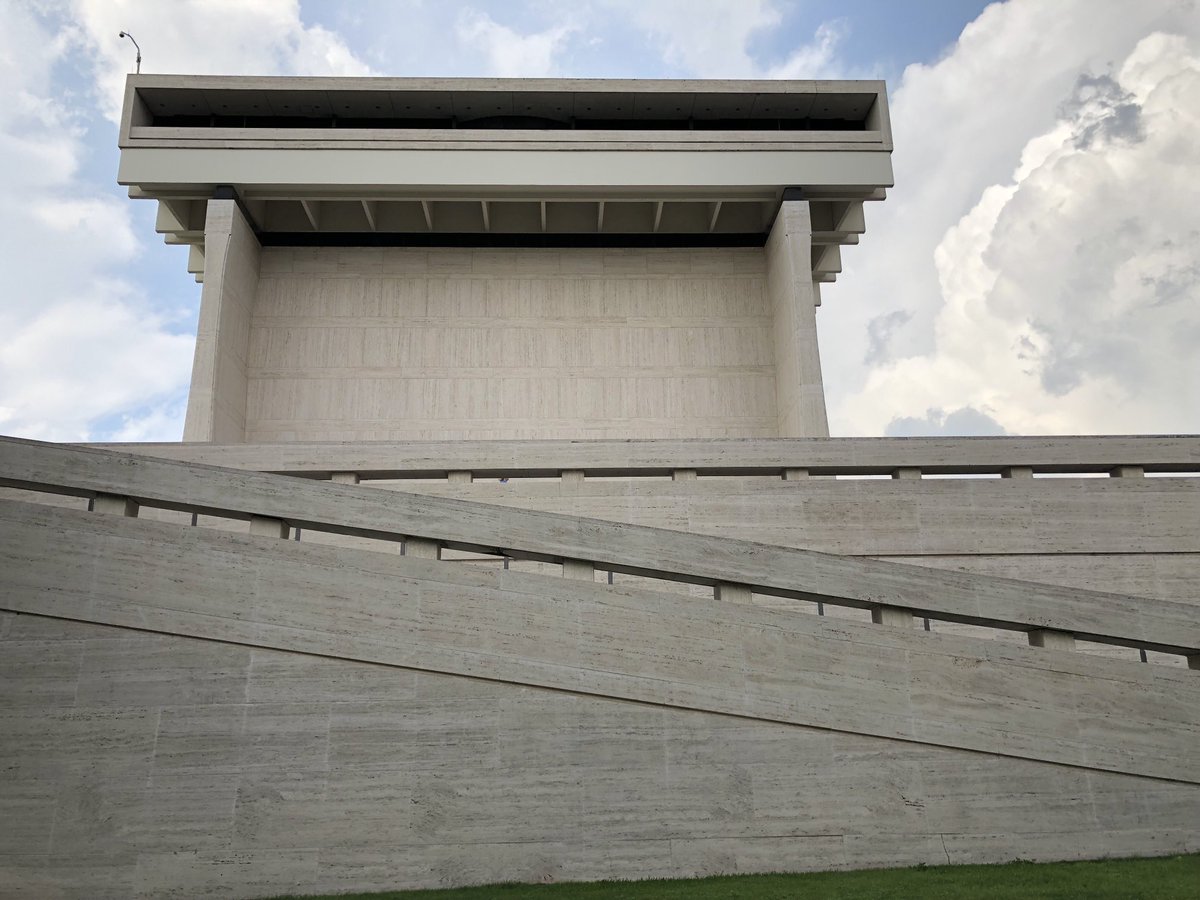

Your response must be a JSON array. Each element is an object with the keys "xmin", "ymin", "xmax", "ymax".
[{"xmin": 266, "ymin": 853, "xmax": 1200, "ymax": 900}]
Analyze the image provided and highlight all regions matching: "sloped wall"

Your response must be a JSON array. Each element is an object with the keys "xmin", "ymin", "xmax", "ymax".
[{"xmin": 3, "ymin": 612, "xmax": 1197, "ymax": 899}]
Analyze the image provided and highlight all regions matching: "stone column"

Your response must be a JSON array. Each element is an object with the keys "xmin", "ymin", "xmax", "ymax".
[
  {"xmin": 871, "ymin": 605, "xmax": 914, "ymax": 628},
  {"xmin": 563, "ymin": 560, "xmax": 594, "ymax": 581},
  {"xmin": 405, "ymin": 539, "xmax": 440, "ymax": 559},
  {"xmin": 93, "ymin": 494, "xmax": 139, "ymax": 517},
  {"xmin": 183, "ymin": 197, "xmax": 261, "ymax": 443},
  {"xmin": 765, "ymin": 200, "xmax": 828, "ymax": 437},
  {"xmin": 1028, "ymin": 629, "xmax": 1076, "ymax": 650},
  {"xmin": 249, "ymin": 515, "xmax": 289, "ymax": 539},
  {"xmin": 714, "ymin": 583, "xmax": 753, "ymax": 604}
]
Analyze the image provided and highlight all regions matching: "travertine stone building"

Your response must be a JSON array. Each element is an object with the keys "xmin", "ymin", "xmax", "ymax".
[
  {"xmin": 117, "ymin": 77, "xmax": 890, "ymax": 442},
  {"xmin": 0, "ymin": 76, "xmax": 1197, "ymax": 899}
]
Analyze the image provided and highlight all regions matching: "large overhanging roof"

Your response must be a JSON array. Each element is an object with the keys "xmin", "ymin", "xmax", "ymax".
[{"xmin": 118, "ymin": 76, "xmax": 894, "ymax": 282}]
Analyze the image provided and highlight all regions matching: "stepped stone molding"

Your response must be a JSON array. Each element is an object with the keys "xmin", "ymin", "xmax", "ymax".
[
  {"xmin": 92, "ymin": 434, "xmax": 1200, "ymax": 477},
  {"xmin": 2, "ymin": 498, "xmax": 1199, "ymax": 784},
  {"xmin": 3, "ymin": 438, "xmax": 1197, "ymax": 657}
]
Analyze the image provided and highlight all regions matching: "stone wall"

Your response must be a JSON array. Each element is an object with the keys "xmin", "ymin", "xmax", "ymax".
[
  {"xmin": 2, "ymin": 597, "xmax": 1197, "ymax": 898},
  {"xmin": 244, "ymin": 247, "xmax": 781, "ymax": 441}
]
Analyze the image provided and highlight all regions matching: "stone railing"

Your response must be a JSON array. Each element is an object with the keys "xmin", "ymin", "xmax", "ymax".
[
  {"xmin": 4, "ymin": 435, "xmax": 1198, "ymax": 667},
  {"xmin": 91, "ymin": 435, "xmax": 1200, "ymax": 482}
]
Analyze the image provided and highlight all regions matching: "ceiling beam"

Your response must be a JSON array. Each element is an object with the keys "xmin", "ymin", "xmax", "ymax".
[
  {"xmin": 708, "ymin": 201, "xmax": 723, "ymax": 233},
  {"xmin": 299, "ymin": 199, "xmax": 320, "ymax": 231}
]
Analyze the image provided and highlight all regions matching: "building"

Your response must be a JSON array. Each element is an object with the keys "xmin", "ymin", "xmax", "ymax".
[{"xmin": 0, "ymin": 75, "xmax": 1197, "ymax": 899}]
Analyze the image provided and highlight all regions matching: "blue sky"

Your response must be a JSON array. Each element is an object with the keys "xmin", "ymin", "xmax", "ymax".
[
  {"xmin": 301, "ymin": 1, "xmax": 994, "ymax": 83},
  {"xmin": 0, "ymin": 0, "xmax": 1197, "ymax": 441}
]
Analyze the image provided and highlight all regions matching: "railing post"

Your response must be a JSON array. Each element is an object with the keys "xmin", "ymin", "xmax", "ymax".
[
  {"xmin": 870, "ymin": 605, "xmax": 914, "ymax": 627},
  {"xmin": 1110, "ymin": 466, "xmax": 1144, "ymax": 478},
  {"xmin": 1027, "ymin": 629, "xmax": 1076, "ymax": 650},
  {"xmin": 92, "ymin": 493, "xmax": 139, "ymax": 517},
  {"xmin": 405, "ymin": 538, "xmax": 440, "ymax": 559},
  {"xmin": 1001, "ymin": 466, "xmax": 1033, "ymax": 479},
  {"xmin": 331, "ymin": 472, "xmax": 360, "ymax": 485},
  {"xmin": 563, "ymin": 559, "xmax": 594, "ymax": 581},
  {"xmin": 447, "ymin": 471, "xmax": 473, "ymax": 484},
  {"xmin": 249, "ymin": 515, "xmax": 289, "ymax": 539},
  {"xmin": 714, "ymin": 582, "xmax": 753, "ymax": 604}
]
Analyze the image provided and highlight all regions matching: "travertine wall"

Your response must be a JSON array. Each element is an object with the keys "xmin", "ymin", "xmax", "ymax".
[
  {"xmin": 3, "ymin": 614, "xmax": 1197, "ymax": 900},
  {"xmin": 244, "ymin": 247, "xmax": 781, "ymax": 441},
  {"xmin": 380, "ymin": 474, "xmax": 1200, "ymax": 663}
]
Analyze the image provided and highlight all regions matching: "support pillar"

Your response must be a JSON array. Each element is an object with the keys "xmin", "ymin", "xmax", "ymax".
[
  {"xmin": 871, "ymin": 605, "xmax": 914, "ymax": 628},
  {"xmin": 447, "ymin": 471, "xmax": 473, "ymax": 484},
  {"xmin": 563, "ymin": 560, "xmax": 594, "ymax": 581},
  {"xmin": 765, "ymin": 199, "xmax": 828, "ymax": 437},
  {"xmin": 183, "ymin": 197, "xmax": 261, "ymax": 443},
  {"xmin": 1110, "ymin": 466, "xmax": 1145, "ymax": 478},
  {"xmin": 715, "ymin": 583, "xmax": 753, "ymax": 604},
  {"xmin": 249, "ymin": 515, "xmax": 289, "ymax": 539},
  {"xmin": 1028, "ymin": 629, "xmax": 1076, "ymax": 650},
  {"xmin": 405, "ymin": 538, "xmax": 440, "ymax": 559},
  {"xmin": 93, "ymin": 493, "xmax": 139, "ymax": 517},
  {"xmin": 331, "ymin": 472, "xmax": 360, "ymax": 485}
]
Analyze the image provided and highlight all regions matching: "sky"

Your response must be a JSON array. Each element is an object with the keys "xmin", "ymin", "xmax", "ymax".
[{"xmin": 0, "ymin": 0, "xmax": 1197, "ymax": 441}]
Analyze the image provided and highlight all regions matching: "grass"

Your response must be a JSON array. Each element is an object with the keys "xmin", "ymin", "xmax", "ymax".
[{"xmin": 266, "ymin": 853, "xmax": 1200, "ymax": 899}]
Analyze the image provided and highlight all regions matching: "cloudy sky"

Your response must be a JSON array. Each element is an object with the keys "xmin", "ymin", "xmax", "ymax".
[{"xmin": 0, "ymin": 0, "xmax": 1196, "ymax": 441}]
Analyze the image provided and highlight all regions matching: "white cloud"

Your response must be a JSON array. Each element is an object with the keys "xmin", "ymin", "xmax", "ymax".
[
  {"xmin": 597, "ymin": 0, "xmax": 779, "ymax": 76},
  {"xmin": 0, "ymin": 0, "xmax": 375, "ymax": 443},
  {"xmin": 104, "ymin": 401, "xmax": 190, "ymax": 443},
  {"xmin": 767, "ymin": 20, "xmax": 848, "ymax": 79},
  {"xmin": 0, "ymin": 292, "xmax": 194, "ymax": 442},
  {"xmin": 456, "ymin": 10, "xmax": 577, "ymax": 77},
  {"xmin": 821, "ymin": 0, "xmax": 1200, "ymax": 436},
  {"xmin": 594, "ymin": 0, "xmax": 844, "ymax": 78},
  {"xmin": 69, "ymin": 0, "xmax": 374, "ymax": 121}
]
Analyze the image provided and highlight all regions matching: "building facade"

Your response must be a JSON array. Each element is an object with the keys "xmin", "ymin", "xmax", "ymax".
[{"xmin": 0, "ymin": 76, "xmax": 1197, "ymax": 899}]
